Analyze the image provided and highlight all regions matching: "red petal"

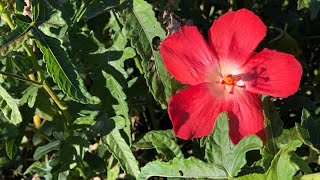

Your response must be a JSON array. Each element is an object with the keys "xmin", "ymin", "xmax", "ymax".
[
  {"xmin": 160, "ymin": 26, "xmax": 220, "ymax": 86},
  {"xmin": 239, "ymin": 48, "xmax": 302, "ymax": 98},
  {"xmin": 224, "ymin": 90, "xmax": 266, "ymax": 144},
  {"xmin": 208, "ymin": 9, "xmax": 266, "ymax": 73},
  {"xmin": 168, "ymin": 82, "xmax": 265, "ymax": 144},
  {"xmin": 168, "ymin": 83, "xmax": 224, "ymax": 139}
]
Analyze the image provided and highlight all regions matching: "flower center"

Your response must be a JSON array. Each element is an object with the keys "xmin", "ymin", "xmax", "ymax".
[{"xmin": 221, "ymin": 74, "xmax": 245, "ymax": 94}]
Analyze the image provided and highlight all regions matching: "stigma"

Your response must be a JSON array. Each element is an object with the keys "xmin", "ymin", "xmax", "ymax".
[{"xmin": 221, "ymin": 74, "xmax": 246, "ymax": 94}]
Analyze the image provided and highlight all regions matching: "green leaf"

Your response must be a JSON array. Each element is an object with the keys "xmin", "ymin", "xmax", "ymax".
[
  {"xmin": 0, "ymin": 85, "xmax": 22, "ymax": 125},
  {"xmin": 117, "ymin": 0, "xmax": 179, "ymax": 108},
  {"xmin": 266, "ymin": 140, "xmax": 303, "ymax": 180},
  {"xmin": 38, "ymin": 10, "xmax": 68, "ymax": 38},
  {"xmin": 297, "ymin": 0, "xmax": 311, "ymax": 10},
  {"xmin": 5, "ymin": 137, "xmax": 18, "ymax": 160},
  {"xmin": 290, "ymin": 153, "xmax": 312, "ymax": 174},
  {"xmin": 296, "ymin": 109, "xmax": 320, "ymax": 153},
  {"xmin": 297, "ymin": 0, "xmax": 320, "ymax": 20},
  {"xmin": 0, "ymin": 28, "xmax": 33, "ymax": 56},
  {"xmin": 204, "ymin": 112, "xmax": 263, "ymax": 177},
  {"xmin": 133, "ymin": 130, "xmax": 184, "ymax": 160},
  {"xmin": 35, "ymin": 31, "xmax": 100, "ymax": 104},
  {"xmin": 33, "ymin": 140, "xmax": 60, "ymax": 160},
  {"xmin": 83, "ymin": 0, "xmax": 121, "ymax": 20},
  {"xmin": 139, "ymin": 157, "xmax": 228, "ymax": 179},
  {"xmin": 300, "ymin": 173, "xmax": 320, "ymax": 180},
  {"xmin": 102, "ymin": 71, "xmax": 131, "ymax": 143},
  {"xmin": 19, "ymin": 85, "xmax": 39, "ymax": 108},
  {"xmin": 102, "ymin": 129, "xmax": 140, "ymax": 179},
  {"xmin": 274, "ymin": 128, "xmax": 300, "ymax": 149},
  {"xmin": 234, "ymin": 173, "xmax": 266, "ymax": 180},
  {"xmin": 235, "ymin": 140, "xmax": 303, "ymax": 180},
  {"xmin": 262, "ymin": 97, "xmax": 283, "ymax": 169}
]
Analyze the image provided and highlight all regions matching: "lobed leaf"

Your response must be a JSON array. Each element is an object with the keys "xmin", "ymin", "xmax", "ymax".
[
  {"xmin": 296, "ymin": 109, "xmax": 320, "ymax": 153},
  {"xmin": 19, "ymin": 85, "xmax": 39, "ymax": 108},
  {"xmin": 204, "ymin": 112, "xmax": 263, "ymax": 177},
  {"xmin": 0, "ymin": 85, "xmax": 22, "ymax": 125},
  {"xmin": 133, "ymin": 130, "xmax": 184, "ymax": 160},
  {"xmin": 102, "ymin": 129, "xmax": 140, "ymax": 179},
  {"xmin": 117, "ymin": 0, "xmax": 179, "ymax": 108},
  {"xmin": 138, "ymin": 157, "xmax": 228, "ymax": 179},
  {"xmin": 35, "ymin": 31, "xmax": 100, "ymax": 104},
  {"xmin": 235, "ymin": 140, "xmax": 304, "ymax": 180}
]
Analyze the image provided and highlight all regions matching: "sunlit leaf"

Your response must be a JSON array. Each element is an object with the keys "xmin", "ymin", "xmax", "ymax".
[
  {"xmin": 298, "ymin": 0, "xmax": 311, "ymax": 10},
  {"xmin": 38, "ymin": 10, "xmax": 68, "ymax": 38},
  {"xmin": 102, "ymin": 129, "xmax": 140, "ymax": 178},
  {"xmin": 35, "ymin": 31, "xmax": 100, "ymax": 104},
  {"xmin": 139, "ymin": 157, "xmax": 228, "ymax": 179},
  {"xmin": 204, "ymin": 112, "xmax": 263, "ymax": 177},
  {"xmin": 300, "ymin": 173, "xmax": 320, "ymax": 180},
  {"xmin": 235, "ymin": 140, "xmax": 303, "ymax": 180},
  {"xmin": 133, "ymin": 130, "xmax": 184, "ymax": 160},
  {"xmin": 19, "ymin": 85, "xmax": 38, "ymax": 108},
  {"xmin": 117, "ymin": 0, "xmax": 180, "ymax": 108},
  {"xmin": 102, "ymin": 71, "xmax": 131, "ymax": 143},
  {"xmin": 0, "ymin": 85, "xmax": 22, "ymax": 125}
]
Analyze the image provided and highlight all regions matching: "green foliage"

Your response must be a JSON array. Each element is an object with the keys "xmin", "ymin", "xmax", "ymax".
[
  {"xmin": 102, "ymin": 130, "xmax": 140, "ymax": 179},
  {"xmin": 236, "ymin": 140, "xmax": 304, "ymax": 180},
  {"xmin": 261, "ymin": 97, "xmax": 283, "ymax": 169},
  {"xmin": 117, "ymin": 0, "xmax": 180, "ymax": 108},
  {"xmin": 203, "ymin": 112, "xmax": 263, "ymax": 177},
  {"xmin": 0, "ymin": 0, "xmax": 319, "ymax": 179},
  {"xmin": 35, "ymin": 32, "xmax": 100, "ymax": 104},
  {"xmin": 133, "ymin": 130, "xmax": 184, "ymax": 160},
  {"xmin": 296, "ymin": 109, "xmax": 320, "ymax": 153},
  {"xmin": 33, "ymin": 140, "xmax": 60, "ymax": 160},
  {"xmin": 139, "ymin": 157, "xmax": 228, "ymax": 179},
  {"xmin": 297, "ymin": 0, "xmax": 320, "ymax": 20},
  {"xmin": 0, "ymin": 85, "xmax": 22, "ymax": 125}
]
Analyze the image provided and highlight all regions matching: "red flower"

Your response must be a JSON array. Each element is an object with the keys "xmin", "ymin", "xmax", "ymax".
[{"xmin": 159, "ymin": 9, "xmax": 302, "ymax": 144}]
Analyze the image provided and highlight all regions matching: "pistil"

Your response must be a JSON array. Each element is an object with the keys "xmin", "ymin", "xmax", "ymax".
[{"xmin": 221, "ymin": 74, "xmax": 246, "ymax": 94}]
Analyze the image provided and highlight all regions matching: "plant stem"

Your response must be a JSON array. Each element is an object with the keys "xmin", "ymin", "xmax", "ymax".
[
  {"xmin": 23, "ymin": 43, "xmax": 44, "ymax": 82},
  {"xmin": 0, "ymin": 71, "xmax": 42, "ymax": 86},
  {"xmin": 42, "ymin": 81, "xmax": 68, "ymax": 110},
  {"xmin": 1, "ymin": 3, "xmax": 68, "ymax": 111},
  {"xmin": 146, "ymin": 94, "xmax": 158, "ymax": 130},
  {"xmin": 134, "ymin": 56, "xmax": 144, "ymax": 74},
  {"xmin": 0, "ymin": 2, "xmax": 15, "ymax": 29}
]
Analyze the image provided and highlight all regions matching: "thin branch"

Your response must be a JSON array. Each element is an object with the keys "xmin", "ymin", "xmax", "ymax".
[{"xmin": 0, "ymin": 71, "xmax": 42, "ymax": 86}]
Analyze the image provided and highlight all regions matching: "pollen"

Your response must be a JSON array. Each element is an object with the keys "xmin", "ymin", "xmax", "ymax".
[
  {"xmin": 223, "ymin": 75, "xmax": 237, "ymax": 85},
  {"xmin": 221, "ymin": 74, "xmax": 245, "ymax": 94}
]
